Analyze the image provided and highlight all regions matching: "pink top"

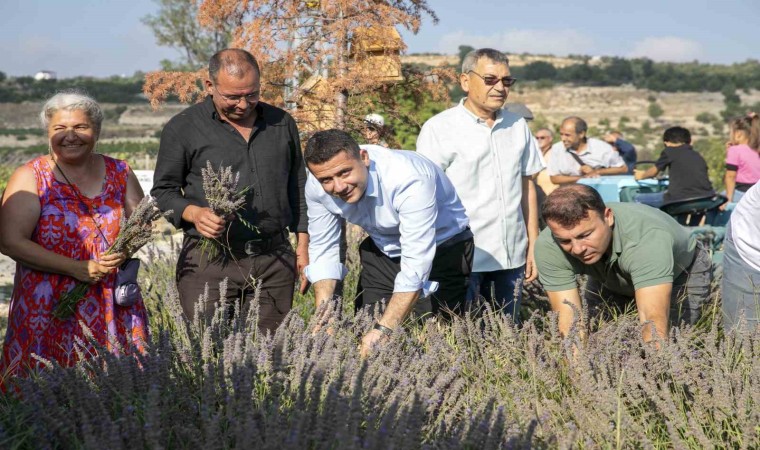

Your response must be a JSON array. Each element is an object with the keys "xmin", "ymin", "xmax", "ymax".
[{"xmin": 726, "ymin": 144, "xmax": 760, "ymax": 185}]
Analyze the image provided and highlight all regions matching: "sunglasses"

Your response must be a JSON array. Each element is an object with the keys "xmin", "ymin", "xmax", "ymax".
[{"xmin": 468, "ymin": 71, "xmax": 517, "ymax": 87}]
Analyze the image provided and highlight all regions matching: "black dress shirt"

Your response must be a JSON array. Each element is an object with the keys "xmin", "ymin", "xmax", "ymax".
[{"xmin": 152, "ymin": 96, "xmax": 307, "ymax": 247}]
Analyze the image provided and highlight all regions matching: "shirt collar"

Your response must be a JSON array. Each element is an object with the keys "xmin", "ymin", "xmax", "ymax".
[
  {"xmin": 364, "ymin": 159, "xmax": 379, "ymax": 198},
  {"xmin": 457, "ymin": 98, "xmax": 502, "ymax": 125},
  {"xmin": 567, "ymin": 142, "xmax": 590, "ymax": 156}
]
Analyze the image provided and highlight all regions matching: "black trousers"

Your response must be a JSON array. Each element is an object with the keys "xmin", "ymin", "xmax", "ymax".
[
  {"xmin": 354, "ymin": 233, "xmax": 474, "ymax": 319},
  {"xmin": 176, "ymin": 236, "xmax": 296, "ymax": 333}
]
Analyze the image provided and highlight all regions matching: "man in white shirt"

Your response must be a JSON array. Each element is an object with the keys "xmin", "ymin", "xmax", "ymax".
[
  {"xmin": 304, "ymin": 130, "xmax": 473, "ymax": 356},
  {"xmin": 417, "ymin": 48, "xmax": 544, "ymax": 321},
  {"xmin": 548, "ymin": 116, "xmax": 627, "ymax": 185}
]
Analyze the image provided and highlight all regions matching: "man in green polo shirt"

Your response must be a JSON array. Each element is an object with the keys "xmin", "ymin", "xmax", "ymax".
[{"xmin": 535, "ymin": 184, "xmax": 712, "ymax": 342}]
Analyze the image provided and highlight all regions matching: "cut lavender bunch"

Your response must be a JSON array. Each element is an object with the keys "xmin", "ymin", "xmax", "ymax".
[
  {"xmin": 54, "ymin": 196, "xmax": 172, "ymax": 319},
  {"xmin": 203, "ymin": 160, "xmax": 247, "ymax": 216},
  {"xmin": 198, "ymin": 161, "xmax": 255, "ymax": 258}
]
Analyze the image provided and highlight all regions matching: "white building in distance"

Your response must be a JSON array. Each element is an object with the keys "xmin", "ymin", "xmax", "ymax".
[{"xmin": 34, "ymin": 70, "xmax": 57, "ymax": 81}]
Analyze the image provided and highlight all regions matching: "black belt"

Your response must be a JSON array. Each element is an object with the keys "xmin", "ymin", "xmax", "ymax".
[
  {"xmin": 230, "ymin": 230, "xmax": 289, "ymax": 257},
  {"xmin": 438, "ymin": 227, "xmax": 473, "ymax": 249}
]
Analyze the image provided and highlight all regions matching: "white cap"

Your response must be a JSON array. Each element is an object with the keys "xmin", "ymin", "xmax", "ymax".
[{"xmin": 363, "ymin": 113, "xmax": 385, "ymax": 128}]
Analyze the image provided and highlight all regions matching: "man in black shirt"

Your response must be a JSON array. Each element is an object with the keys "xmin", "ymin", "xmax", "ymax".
[
  {"xmin": 634, "ymin": 126, "xmax": 714, "ymax": 208},
  {"xmin": 152, "ymin": 48, "xmax": 309, "ymax": 332}
]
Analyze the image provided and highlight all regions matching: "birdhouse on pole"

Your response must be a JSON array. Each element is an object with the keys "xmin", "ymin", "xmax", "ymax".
[
  {"xmin": 350, "ymin": 26, "xmax": 404, "ymax": 82},
  {"xmin": 294, "ymin": 75, "xmax": 336, "ymax": 132}
]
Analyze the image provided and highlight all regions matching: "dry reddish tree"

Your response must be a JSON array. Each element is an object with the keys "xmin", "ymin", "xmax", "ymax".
[{"xmin": 143, "ymin": 0, "xmax": 454, "ymax": 135}]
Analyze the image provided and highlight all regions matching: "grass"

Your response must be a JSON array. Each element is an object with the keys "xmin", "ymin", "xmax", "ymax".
[
  {"xmin": 0, "ymin": 129, "xmax": 44, "ymax": 137},
  {"xmin": 0, "ymin": 239, "xmax": 758, "ymax": 448}
]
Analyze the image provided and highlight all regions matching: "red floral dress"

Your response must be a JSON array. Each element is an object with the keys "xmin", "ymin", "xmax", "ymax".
[{"xmin": 0, "ymin": 155, "xmax": 149, "ymax": 381}]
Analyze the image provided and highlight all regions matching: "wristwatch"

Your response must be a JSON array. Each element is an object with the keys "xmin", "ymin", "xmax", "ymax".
[{"xmin": 373, "ymin": 322, "xmax": 394, "ymax": 337}]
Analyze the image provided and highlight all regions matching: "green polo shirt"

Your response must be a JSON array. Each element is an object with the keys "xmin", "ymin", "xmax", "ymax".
[{"xmin": 536, "ymin": 203, "xmax": 696, "ymax": 296}]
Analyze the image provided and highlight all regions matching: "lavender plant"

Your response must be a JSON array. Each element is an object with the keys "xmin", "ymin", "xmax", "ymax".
[
  {"xmin": 53, "ymin": 196, "xmax": 172, "ymax": 319},
  {"xmin": 3, "ymin": 242, "xmax": 759, "ymax": 449}
]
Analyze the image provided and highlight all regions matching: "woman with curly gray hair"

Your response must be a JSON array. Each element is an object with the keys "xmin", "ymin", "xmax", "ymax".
[{"xmin": 0, "ymin": 91, "xmax": 149, "ymax": 385}]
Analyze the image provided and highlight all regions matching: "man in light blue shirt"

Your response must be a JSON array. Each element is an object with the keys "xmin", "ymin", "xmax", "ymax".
[{"xmin": 303, "ymin": 130, "xmax": 473, "ymax": 356}]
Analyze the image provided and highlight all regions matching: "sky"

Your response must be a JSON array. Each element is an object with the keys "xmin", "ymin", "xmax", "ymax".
[{"xmin": 2, "ymin": 0, "xmax": 759, "ymax": 78}]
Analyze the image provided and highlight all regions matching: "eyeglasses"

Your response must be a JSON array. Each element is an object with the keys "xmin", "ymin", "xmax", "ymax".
[
  {"xmin": 468, "ymin": 71, "xmax": 517, "ymax": 87},
  {"xmin": 536, "ymin": 136, "xmax": 552, "ymax": 140},
  {"xmin": 214, "ymin": 87, "xmax": 259, "ymax": 105}
]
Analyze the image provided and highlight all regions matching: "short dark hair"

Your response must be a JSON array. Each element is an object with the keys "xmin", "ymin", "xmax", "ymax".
[
  {"xmin": 663, "ymin": 126, "xmax": 691, "ymax": 145},
  {"xmin": 461, "ymin": 48, "xmax": 510, "ymax": 73},
  {"xmin": 542, "ymin": 184, "xmax": 606, "ymax": 228},
  {"xmin": 563, "ymin": 116, "xmax": 588, "ymax": 134},
  {"xmin": 209, "ymin": 48, "xmax": 260, "ymax": 83},
  {"xmin": 305, "ymin": 129, "xmax": 362, "ymax": 165}
]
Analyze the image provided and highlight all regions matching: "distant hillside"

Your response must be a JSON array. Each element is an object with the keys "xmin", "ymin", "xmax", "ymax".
[
  {"xmin": 403, "ymin": 52, "xmax": 760, "ymax": 94},
  {"xmin": 402, "ymin": 53, "xmax": 591, "ymax": 69}
]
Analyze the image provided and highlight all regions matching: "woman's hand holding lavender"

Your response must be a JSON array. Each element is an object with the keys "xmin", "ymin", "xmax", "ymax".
[{"xmin": 54, "ymin": 196, "xmax": 171, "ymax": 319}]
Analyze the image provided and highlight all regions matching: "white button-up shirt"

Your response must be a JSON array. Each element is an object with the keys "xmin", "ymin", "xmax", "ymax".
[
  {"xmin": 416, "ymin": 100, "xmax": 544, "ymax": 272},
  {"xmin": 304, "ymin": 145, "xmax": 469, "ymax": 296},
  {"xmin": 547, "ymin": 138, "xmax": 625, "ymax": 176}
]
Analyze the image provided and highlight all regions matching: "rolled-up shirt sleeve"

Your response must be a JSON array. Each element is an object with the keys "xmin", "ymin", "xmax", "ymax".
[
  {"xmin": 394, "ymin": 175, "xmax": 439, "ymax": 297},
  {"xmin": 151, "ymin": 125, "xmax": 192, "ymax": 227},
  {"xmin": 303, "ymin": 177, "xmax": 347, "ymax": 283}
]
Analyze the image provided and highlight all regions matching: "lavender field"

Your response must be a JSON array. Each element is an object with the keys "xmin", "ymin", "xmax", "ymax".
[{"xmin": 0, "ymin": 241, "xmax": 758, "ymax": 449}]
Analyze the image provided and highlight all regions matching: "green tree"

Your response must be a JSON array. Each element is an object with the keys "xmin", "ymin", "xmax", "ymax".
[
  {"xmin": 648, "ymin": 102, "xmax": 664, "ymax": 120},
  {"xmin": 142, "ymin": 0, "xmax": 234, "ymax": 71},
  {"xmin": 696, "ymin": 112, "xmax": 717, "ymax": 124},
  {"xmin": 693, "ymin": 137, "xmax": 727, "ymax": 189},
  {"xmin": 721, "ymin": 84, "xmax": 743, "ymax": 120},
  {"xmin": 603, "ymin": 57, "xmax": 633, "ymax": 83},
  {"xmin": 641, "ymin": 120, "xmax": 652, "ymax": 133},
  {"xmin": 521, "ymin": 61, "xmax": 557, "ymax": 80}
]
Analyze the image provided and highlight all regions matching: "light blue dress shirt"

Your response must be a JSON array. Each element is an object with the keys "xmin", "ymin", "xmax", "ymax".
[{"xmin": 304, "ymin": 145, "xmax": 469, "ymax": 297}]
